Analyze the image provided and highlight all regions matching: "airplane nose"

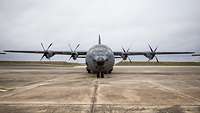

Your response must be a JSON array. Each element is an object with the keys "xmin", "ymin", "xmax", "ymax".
[
  {"xmin": 97, "ymin": 57, "xmax": 105, "ymax": 65},
  {"xmin": 95, "ymin": 56, "xmax": 107, "ymax": 66}
]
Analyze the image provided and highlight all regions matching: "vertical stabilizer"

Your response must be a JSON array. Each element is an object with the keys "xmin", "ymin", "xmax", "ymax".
[{"xmin": 98, "ymin": 34, "xmax": 101, "ymax": 44}]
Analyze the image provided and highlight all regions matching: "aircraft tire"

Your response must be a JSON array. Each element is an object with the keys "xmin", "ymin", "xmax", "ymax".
[
  {"xmin": 97, "ymin": 72, "xmax": 100, "ymax": 78},
  {"xmin": 108, "ymin": 69, "xmax": 112, "ymax": 74},
  {"xmin": 87, "ymin": 69, "xmax": 91, "ymax": 73},
  {"xmin": 101, "ymin": 72, "xmax": 104, "ymax": 78}
]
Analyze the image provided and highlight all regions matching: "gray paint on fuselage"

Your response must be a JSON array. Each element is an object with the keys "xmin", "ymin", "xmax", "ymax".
[{"xmin": 86, "ymin": 44, "xmax": 114, "ymax": 73}]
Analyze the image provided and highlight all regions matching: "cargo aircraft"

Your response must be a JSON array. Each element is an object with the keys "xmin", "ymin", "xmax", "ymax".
[{"xmin": 4, "ymin": 34, "xmax": 194, "ymax": 78}]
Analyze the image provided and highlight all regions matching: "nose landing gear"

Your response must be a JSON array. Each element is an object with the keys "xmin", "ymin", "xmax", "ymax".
[
  {"xmin": 97, "ymin": 72, "xmax": 104, "ymax": 78},
  {"xmin": 101, "ymin": 72, "xmax": 104, "ymax": 78}
]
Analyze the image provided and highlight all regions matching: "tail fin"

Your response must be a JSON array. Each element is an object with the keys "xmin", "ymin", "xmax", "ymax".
[{"xmin": 98, "ymin": 34, "xmax": 101, "ymax": 44}]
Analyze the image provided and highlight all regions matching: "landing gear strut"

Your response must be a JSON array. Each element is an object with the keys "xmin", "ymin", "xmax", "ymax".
[
  {"xmin": 97, "ymin": 72, "xmax": 100, "ymax": 78},
  {"xmin": 87, "ymin": 69, "xmax": 91, "ymax": 73},
  {"xmin": 101, "ymin": 72, "xmax": 104, "ymax": 78},
  {"xmin": 96, "ymin": 72, "xmax": 104, "ymax": 78},
  {"xmin": 108, "ymin": 69, "xmax": 113, "ymax": 74}
]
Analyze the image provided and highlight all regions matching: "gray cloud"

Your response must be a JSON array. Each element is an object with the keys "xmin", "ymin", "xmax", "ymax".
[{"xmin": 0, "ymin": 0, "xmax": 200, "ymax": 61}]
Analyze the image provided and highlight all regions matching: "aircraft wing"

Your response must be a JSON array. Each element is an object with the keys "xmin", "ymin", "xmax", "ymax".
[
  {"xmin": 113, "ymin": 51, "xmax": 194, "ymax": 56},
  {"xmin": 153, "ymin": 52, "xmax": 194, "ymax": 55},
  {"xmin": 5, "ymin": 50, "xmax": 194, "ymax": 56},
  {"xmin": 0, "ymin": 52, "xmax": 6, "ymax": 54},
  {"xmin": 4, "ymin": 50, "xmax": 87, "ymax": 55},
  {"xmin": 4, "ymin": 50, "xmax": 45, "ymax": 54},
  {"xmin": 192, "ymin": 53, "xmax": 200, "ymax": 56}
]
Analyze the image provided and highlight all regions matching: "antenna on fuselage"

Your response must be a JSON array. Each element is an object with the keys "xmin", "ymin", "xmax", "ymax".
[{"xmin": 98, "ymin": 34, "xmax": 101, "ymax": 45}]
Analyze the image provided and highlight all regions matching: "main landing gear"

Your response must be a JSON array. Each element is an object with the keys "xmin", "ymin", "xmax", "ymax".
[
  {"xmin": 87, "ymin": 69, "xmax": 91, "ymax": 73},
  {"xmin": 97, "ymin": 72, "xmax": 104, "ymax": 78}
]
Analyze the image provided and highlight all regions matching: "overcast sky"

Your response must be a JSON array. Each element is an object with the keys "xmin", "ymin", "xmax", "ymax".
[{"xmin": 0, "ymin": 0, "xmax": 200, "ymax": 61}]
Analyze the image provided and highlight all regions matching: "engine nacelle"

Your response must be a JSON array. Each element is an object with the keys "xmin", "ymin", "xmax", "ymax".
[
  {"xmin": 144, "ymin": 53, "xmax": 155, "ymax": 60},
  {"xmin": 44, "ymin": 51, "xmax": 55, "ymax": 59},
  {"xmin": 121, "ymin": 54, "xmax": 128, "ymax": 60},
  {"xmin": 71, "ymin": 52, "xmax": 79, "ymax": 60}
]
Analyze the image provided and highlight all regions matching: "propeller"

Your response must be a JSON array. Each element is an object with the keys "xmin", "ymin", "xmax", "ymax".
[
  {"xmin": 67, "ymin": 44, "xmax": 80, "ymax": 61},
  {"xmin": 121, "ymin": 47, "xmax": 132, "ymax": 63},
  {"xmin": 145, "ymin": 44, "xmax": 159, "ymax": 63},
  {"xmin": 40, "ymin": 43, "xmax": 54, "ymax": 61}
]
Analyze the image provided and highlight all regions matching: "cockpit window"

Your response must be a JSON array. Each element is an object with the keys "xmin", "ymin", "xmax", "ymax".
[{"xmin": 89, "ymin": 45, "xmax": 112, "ymax": 55}]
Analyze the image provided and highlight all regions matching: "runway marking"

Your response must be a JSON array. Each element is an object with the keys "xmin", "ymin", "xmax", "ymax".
[
  {"xmin": 147, "ymin": 80, "xmax": 200, "ymax": 103},
  {"xmin": 73, "ymin": 66, "xmax": 86, "ymax": 68},
  {"xmin": 0, "ymin": 89, "xmax": 7, "ymax": 92},
  {"xmin": 0, "ymin": 102, "xmax": 199, "ymax": 106},
  {"xmin": 0, "ymin": 77, "xmax": 62, "ymax": 98},
  {"xmin": 90, "ymin": 80, "xmax": 99, "ymax": 113},
  {"xmin": 0, "ymin": 83, "xmax": 50, "ymax": 98}
]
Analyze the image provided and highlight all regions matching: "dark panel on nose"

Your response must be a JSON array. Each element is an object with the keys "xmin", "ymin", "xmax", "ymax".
[
  {"xmin": 97, "ymin": 59, "xmax": 104, "ymax": 66},
  {"xmin": 95, "ymin": 56, "xmax": 106, "ymax": 66}
]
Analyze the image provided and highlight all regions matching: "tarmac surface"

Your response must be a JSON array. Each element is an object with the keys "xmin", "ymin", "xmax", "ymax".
[{"xmin": 0, "ymin": 63, "xmax": 200, "ymax": 113}]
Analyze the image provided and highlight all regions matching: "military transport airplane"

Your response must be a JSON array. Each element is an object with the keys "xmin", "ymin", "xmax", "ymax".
[{"xmin": 4, "ymin": 34, "xmax": 194, "ymax": 78}]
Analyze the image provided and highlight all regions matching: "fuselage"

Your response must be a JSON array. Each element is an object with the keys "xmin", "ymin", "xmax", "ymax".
[{"xmin": 86, "ymin": 44, "xmax": 115, "ymax": 74}]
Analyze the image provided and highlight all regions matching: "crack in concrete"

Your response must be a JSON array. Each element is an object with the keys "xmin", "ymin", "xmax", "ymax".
[
  {"xmin": 90, "ymin": 80, "xmax": 99, "ymax": 113},
  {"xmin": 0, "ymin": 77, "xmax": 62, "ymax": 98},
  {"xmin": 147, "ymin": 80, "xmax": 200, "ymax": 103}
]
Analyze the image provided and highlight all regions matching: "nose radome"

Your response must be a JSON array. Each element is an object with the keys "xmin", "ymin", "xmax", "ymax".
[{"xmin": 97, "ymin": 57, "xmax": 104, "ymax": 62}]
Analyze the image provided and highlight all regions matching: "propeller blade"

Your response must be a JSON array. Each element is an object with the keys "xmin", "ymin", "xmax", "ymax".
[
  {"xmin": 64, "ymin": 57, "xmax": 68, "ymax": 62},
  {"xmin": 41, "ymin": 43, "xmax": 45, "ymax": 51},
  {"xmin": 122, "ymin": 47, "xmax": 126, "ymax": 53},
  {"xmin": 148, "ymin": 44, "xmax": 154, "ymax": 52},
  {"xmin": 128, "ymin": 57, "xmax": 132, "ymax": 63},
  {"xmin": 68, "ymin": 44, "xmax": 73, "ymax": 52},
  {"xmin": 74, "ymin": 44, "xmax": 80, "ymax": 51},
  {"xmin": 47, "ymin": 43, "xmax": 53, "ymax": 50},
  {"xmin": 155, "ymin": 56, "xmax": 159, "ymax": 63},
  {"xmin": 68, "ymin": 56, "xmax": 72, "ymax": 61},
  {"xmin": 40, "ymin": 54, "xmax": 45, "ymax": 61},
  {"xmin": 154, "ymin": 46, "xmax": 158, "ymax": 52}
]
